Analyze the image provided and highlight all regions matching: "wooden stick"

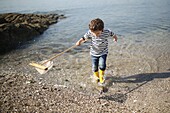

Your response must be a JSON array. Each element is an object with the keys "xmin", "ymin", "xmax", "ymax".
[
  {"xmin": 29, "ymin": 40, "xmax": 86, "ymax": 70},
  {"xmin": 42, "ymin": 40, "xmax": 87, "ymax": 65},
  {"xmin": 29, "ymin": 62, "xmax": 48, "ymax": 70},
  {"xmin": 42, "ymin": 44, "xmax": 77, "ymax": 65},
  {"xmin": 29, "ymin": 45, "xmax": 77, "ymax": 70}
]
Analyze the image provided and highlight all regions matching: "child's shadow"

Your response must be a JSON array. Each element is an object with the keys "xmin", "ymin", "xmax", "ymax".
[
  {"xmin": 99, "ymin": 72, "xmax": 170, "ymax": 103},
  {"xmin": 106, "ymin": 72, "xmax": 170, "ymax": 85}
]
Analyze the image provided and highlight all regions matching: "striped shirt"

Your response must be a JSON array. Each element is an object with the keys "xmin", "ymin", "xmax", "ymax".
[{"xmin": 83, "ymin": 29, "xmax": 114, "ymax": 56}]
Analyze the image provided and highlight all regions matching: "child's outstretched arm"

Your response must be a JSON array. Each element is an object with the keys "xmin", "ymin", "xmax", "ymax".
[
  {"xmin": 113, "ymin": 34, "xmax": 118, "ymax": 42},
  {"xmin": 76, "ymin": 37, "xmax": 86, "ymax": 46}
]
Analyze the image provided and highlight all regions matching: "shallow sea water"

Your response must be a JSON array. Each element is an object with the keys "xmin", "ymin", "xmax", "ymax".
[{"xmin": 0, "ymin": 0, "xmax": 170, "ymax": 95}]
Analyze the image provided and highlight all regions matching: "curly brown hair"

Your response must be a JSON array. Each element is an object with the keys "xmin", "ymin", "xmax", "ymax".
[{"xmin": 89, "ymin": 18, "xmax": 104, "ymax": 32}]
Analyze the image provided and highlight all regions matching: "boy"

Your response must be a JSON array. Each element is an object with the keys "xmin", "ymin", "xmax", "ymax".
[{"xmin": 76, "ymin": 18, "xmax": 117, "ymax": 85}]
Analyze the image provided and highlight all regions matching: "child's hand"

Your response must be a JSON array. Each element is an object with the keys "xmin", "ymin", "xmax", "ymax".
[
  {"xmin": 76, "ymin": 41, "xmax": 81, "ymax": 46},
  {"xmin": 113, "ymin": 35, "xmax": 118, "ymax": 42},
  {"xmin": 76, "ymin": 38, "xmax": 86, "ymax": 46}
]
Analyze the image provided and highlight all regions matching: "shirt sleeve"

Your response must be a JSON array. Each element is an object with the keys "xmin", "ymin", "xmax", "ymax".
[
  {"xmin": 107, "ymin": 29, "xmax": 115, "ymax": 36},
  {"xmin": 83, "ymin": 30, "xmax": 92, "ymax": 40}
]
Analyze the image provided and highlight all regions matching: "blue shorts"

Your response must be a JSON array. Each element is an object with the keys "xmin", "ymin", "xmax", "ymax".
[{"xmin": 91, "ymin": 54, "xmax": 107, "ymax": 72}]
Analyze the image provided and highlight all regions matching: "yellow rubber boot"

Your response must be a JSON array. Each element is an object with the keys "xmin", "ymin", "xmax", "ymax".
[
  {"xmin": 93, "ymin": 71, "xmax": 99, "ymax": 83},
  {"xmin": 99, "ymin": 69, "xmax": 105, "ymax": 84}
]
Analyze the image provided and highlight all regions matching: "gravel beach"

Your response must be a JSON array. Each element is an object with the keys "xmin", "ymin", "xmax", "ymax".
[{"xmin": 0, "ymin": 35, "xmax": 170, "ymax": 112}]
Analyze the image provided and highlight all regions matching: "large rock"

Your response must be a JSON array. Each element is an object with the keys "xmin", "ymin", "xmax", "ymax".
[{"xmin": 0, "ymin": 13, "xmax": 65, "ymax": 54}]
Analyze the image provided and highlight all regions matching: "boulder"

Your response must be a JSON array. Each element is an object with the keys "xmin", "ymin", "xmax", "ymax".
[{"xmin": 0, "ymin": 13, "xmax": 66, "ymax": 54}]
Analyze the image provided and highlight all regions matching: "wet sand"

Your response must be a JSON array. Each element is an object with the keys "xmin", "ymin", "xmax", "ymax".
[{"xmin": 0, "ymin": 31, "xmax": 170, "ymax": 112}]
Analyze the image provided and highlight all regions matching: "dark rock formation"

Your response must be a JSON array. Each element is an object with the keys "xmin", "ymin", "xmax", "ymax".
[{"xmin": 0, "ymin": 13, "xmax": 65, "ymax": 54}]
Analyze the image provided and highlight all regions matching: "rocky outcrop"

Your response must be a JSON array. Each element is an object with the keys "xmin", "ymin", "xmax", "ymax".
[{"xmin": 0, "ymin": 13, "xmax": 65, "ymax": 54}]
